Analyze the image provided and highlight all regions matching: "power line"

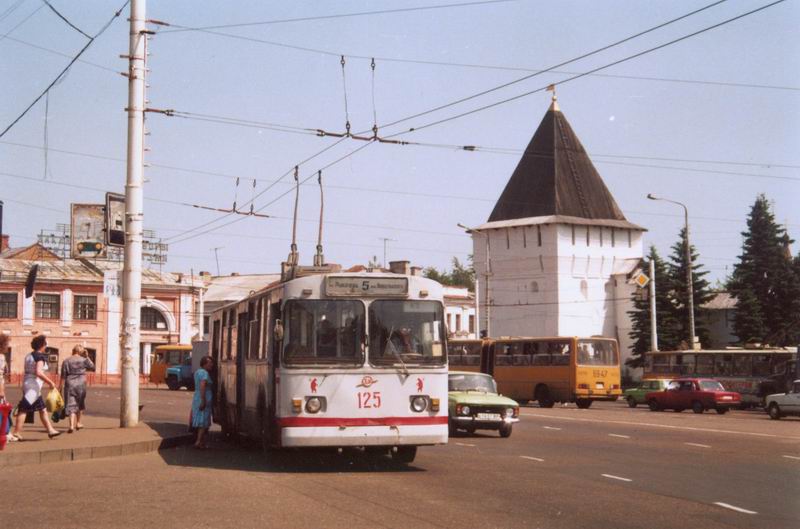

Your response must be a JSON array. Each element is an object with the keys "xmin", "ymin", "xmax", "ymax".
[
  {"xmin": 41, "ymin": 0, "xmax": 91, "ymax": 39},
  {"xmin": 0, "ymin": 0, "xmax": 27, "ymax": 24},
  {"xmin": 0, "ymin": 0, "xmax": 130, "ymax": 139},
  {"xmin": 380, "ymin": 0, "xmax": 788, "ymax": 138},
  {"xmin": 160, "ymin": 0, "xmax": 518, "ymax": 33},
  {"xmin": 3, "ymin": 34, "xmax": 119, "ymax": 73},
  {"xmin": 0, "ymin": 1, "xmax": 43, "ymax": 42}
]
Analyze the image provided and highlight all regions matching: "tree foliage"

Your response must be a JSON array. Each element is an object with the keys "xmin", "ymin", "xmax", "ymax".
[
  {"xmin": 627, "ymin": 246, "xmax": 682, "ymax": 367},
  {"xmin": 729, "ymin": 195, "xmax": 800, "ymax": 345},
  {"xmin": 667, "ymin": 227, "xmax": 715, "ymax": 347},
  {"xmin": 423, "ymin": 257, "xmax": 475, "ymax": 290}
]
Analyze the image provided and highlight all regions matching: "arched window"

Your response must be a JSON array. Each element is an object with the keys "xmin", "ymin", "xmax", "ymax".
[{"xmin": 141, "ymin": 306, "xmax": 168, "ymax": 330}]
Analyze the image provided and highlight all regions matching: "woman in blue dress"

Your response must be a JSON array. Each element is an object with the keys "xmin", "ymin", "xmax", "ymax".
[{"xmin": 191, "ymin": 356, "xmax": 214, "ymax": 449}]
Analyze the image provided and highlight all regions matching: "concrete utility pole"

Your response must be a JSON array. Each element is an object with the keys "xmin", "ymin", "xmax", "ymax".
[
  {"xmin": 647, "ymin": 194, "xmax": 695, "ymax": 349},
  {"xmin": 378, "ymin": 237, "xmax": 395, "ymax": 268},
  {"xmin": 649, "ymin": 259, "xmax": 658, "ymax": 351},
  {"xmin": 120, "ymin": 0, "xmax": 147, "ymax": 427},
  {"xmin": 458, "ymin": 223, "xmax": 491, "ymax": 338}
]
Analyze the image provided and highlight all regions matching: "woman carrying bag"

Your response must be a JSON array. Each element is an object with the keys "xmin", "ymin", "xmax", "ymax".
[
  {"xmin": 60, "ymin": 344, "xmax": 95, "ymax": 433},
  {"xmin": 10, "ymin": 335, "xmax": 61, "ymax": 441}
]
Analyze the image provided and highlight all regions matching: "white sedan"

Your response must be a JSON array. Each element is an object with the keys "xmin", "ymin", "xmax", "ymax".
[{"xmin": 765, "ymin": 380, "xmax": 800, "ymax": 420}]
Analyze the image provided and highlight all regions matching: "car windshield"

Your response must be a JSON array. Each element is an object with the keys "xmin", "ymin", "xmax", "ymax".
[
  {"xmin": 576, "ymin": 339, "xmax": 619, "ymax": 366},
  {"xmin": 368, "ymin": 300, "xmax": 446, "ymax": 366},
  {"xmin": 699, "ymin": 380, "xmax": 725, "ymax": 391},
  {"xmin": 449, "ymin": 374, "xmax": 496, "ymax": 393},
  {"xmin": 282, "ymin": 300, "xmax": 365, "ymax": 365}
]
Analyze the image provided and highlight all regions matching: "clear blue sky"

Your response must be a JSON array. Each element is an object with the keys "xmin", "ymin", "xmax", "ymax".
[{"xmin": 2, "ymin": 0, "xmax": 798, "ymax": 284}]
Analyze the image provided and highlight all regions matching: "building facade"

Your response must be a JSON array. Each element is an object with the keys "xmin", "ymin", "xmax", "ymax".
[
  {"xmin": 0, "ymin": 241, "xmax": 201, "ymax": 379},
  {"xmin": 471, "ymin": 98, "xmax": 645, "ymax": 373}
]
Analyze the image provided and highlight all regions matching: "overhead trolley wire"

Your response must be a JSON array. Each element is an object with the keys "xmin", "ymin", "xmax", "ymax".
[
  {"xmin": 0, "ymin": 0, "xmax": 130, "ymax": 139},
  {"xmin": 41, "ymin": 0, "xmax": 91, "ymax": 39},
  {"xmin": 380, "ymin": 0, "xmax": 787, "ymax": 139}
]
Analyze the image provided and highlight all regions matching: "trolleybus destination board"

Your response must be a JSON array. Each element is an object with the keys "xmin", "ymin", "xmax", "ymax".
[{"xmin": 326, "ymin": 276, "xmax": 408, "ymax": 297}]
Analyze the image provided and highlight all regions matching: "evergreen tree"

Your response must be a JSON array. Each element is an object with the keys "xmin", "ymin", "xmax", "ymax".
[
  {"xmin": 423, "ymin": 257, "xmax": 475, "ymax": 290},
  {"xmin": 626, "ymin": 246, "xmax": 681, "ymax": 367},
  {"xmin": 668, "ymin": 227, "xmax": 715, "ymax": 348},
  {"xmin": 729, "ymin": 195, "xmax": 800, "ymax": 345}
]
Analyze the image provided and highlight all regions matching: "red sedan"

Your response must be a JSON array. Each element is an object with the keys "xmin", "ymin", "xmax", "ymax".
[{"xmin": 645, "ymin": 378, "xmax": 741, "ymax": 414}]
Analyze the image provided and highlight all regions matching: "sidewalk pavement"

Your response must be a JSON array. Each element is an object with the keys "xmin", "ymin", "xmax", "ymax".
[{"xmin": 0, "ymin": 415, "xmax": 193, "ymax": 467}]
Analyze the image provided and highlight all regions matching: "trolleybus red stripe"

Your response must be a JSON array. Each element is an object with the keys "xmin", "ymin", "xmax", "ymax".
[{"xmin": 278, "ymin": 416, "xmax": 448, "ymax": 427}]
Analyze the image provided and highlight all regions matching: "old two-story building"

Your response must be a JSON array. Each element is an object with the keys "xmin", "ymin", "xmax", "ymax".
[{"xmin": 0, "ymin": 237, "xmax": 202, "ymax": 380}]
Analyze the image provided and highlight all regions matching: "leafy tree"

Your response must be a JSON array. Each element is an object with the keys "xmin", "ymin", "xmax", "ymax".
[
  {"xmin": 423, "ymin": 257, "xmax": 475, "ymax": 290},
  {"xmin": 627, "ymin": 246, "xmax": 682, "ymax": 367},
  {"xmin": 729, "ymin": 195, "xmax": 800, "ymax": 345},
  {"xmin": 668, "ymin": 227, "xmax": 715, "ymax": 348}
]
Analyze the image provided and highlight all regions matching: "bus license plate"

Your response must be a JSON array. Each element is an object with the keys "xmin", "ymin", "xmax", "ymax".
[
  {"xmin": 595, "ymin": 382, "xmax": 604, "ymax": 389},
  {"xmin": 477, "ymin": 413, "xmax": 501, "ymax": 420}
]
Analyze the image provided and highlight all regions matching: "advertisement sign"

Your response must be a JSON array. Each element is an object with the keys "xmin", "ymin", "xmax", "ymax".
[
  {"xmin": 105, "ymin": 192, "xmax": 125, "ymax": 247},
  {"xmin": 326, "ymin": 276, "xmax": 408, "ymax": 297},
  {"xmin": 70, "ymin": 203, "xmax": 106, "ymax": 258}
]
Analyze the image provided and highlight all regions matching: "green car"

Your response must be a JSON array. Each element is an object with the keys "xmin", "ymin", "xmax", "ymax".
[
  {"xmin": 623, "ymin": 379, "xmax": 671, "ymax": 408},
  {"xmin": 448, "ymin": 371, "xmax": 520, "ymax": 438}
]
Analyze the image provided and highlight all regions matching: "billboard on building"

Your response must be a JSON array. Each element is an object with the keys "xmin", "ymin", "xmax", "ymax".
[{"xmin": 70, "ymin": 203, "xmax": 106, "ymax": 258}]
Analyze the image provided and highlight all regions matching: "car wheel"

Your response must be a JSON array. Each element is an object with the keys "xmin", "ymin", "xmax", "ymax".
[
  {"xmin": 692, "ymin": 401, "xmax": 704, "ymax": 414},
  {"xmin": 626, "ymin": 397, "xmax": 637, "ymax": 408},
  {"xmin": 166, "ymin": 376, "xmax": 180, "ymax": 391},
  {"xmin": 768, "ymin": 403, "xmax": 781, "ymax": 420},
  {"xmin": 647, "ymin": 399, "xmax": 661, "ymax": 412},
  {"xmin": 391, "ymin": 446, "xmax": 417, "ymax": 464},
  {"xmin": 575, "ymin": 399, "xmax": 592, "ymax": 409},
  {"xmin": 673, "ymin": 408, "xmax": 684, "ymax": 413},
  {"xmin": 499, "ymin": 423, "xmax": 513, "ymax": 438},
  {"xmin": 715, "ymin": 408, "xmax": 728, "ymax": 415}
]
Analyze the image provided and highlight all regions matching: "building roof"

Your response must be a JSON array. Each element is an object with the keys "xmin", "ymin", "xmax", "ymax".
[
  {"xmin": 477, "ymin": 214, "xmax": 644, "ymax": 232},
  {"xmin": 203, "ymin": 274, "xmax": 281, "ymax": 303},
  {"xmin": 0, "ymin": 243, "xmax": 60, "ymax": 260},
  {"xmin": 488, "ymin": 101, "xmax": 631, "ymax": 225},
  {"xmin": 702, "ymin": 292, "xmax": 737, "ymax": 310}
]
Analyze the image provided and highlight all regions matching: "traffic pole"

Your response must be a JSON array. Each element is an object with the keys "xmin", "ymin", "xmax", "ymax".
[
  {"xmin": 649, "ymin": 259, "xmax": 658, "ymax": 351},
  {"xmin": 120, "ymin": 0, "xmax": 146, "ymax": 427}
]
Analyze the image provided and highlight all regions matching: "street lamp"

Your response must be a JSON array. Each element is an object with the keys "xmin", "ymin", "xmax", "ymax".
[
  {"xmin": 458, "ymin": 223, "xmax": 490, "ymax": 338},
  {"xmin": 647, "ymin": 193, "xmax": 696, "ymax": 349}
]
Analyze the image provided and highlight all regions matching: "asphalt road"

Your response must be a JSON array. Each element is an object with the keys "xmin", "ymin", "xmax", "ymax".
[{"xmin": 4, "ymin": 392, "xmax": 798, "ymax": 529}]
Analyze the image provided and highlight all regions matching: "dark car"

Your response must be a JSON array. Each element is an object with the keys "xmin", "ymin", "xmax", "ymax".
[{"xmin": 645, "ymin": 378, "xmax": 741, "ymax": 414}]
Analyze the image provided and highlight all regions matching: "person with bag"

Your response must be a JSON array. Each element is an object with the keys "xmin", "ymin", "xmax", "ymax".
[
  {"xmin": 60, "ymin": 344, "xmax": 94, "ymax": 433},
  {"xmin": 10, "ymin": 335, "xmax": 61, "ymax": 441}
]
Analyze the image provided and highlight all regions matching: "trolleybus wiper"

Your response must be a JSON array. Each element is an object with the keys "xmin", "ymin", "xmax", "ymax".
[{"xmin": 385, "ymin": 326, "xmax": 410, "ymax": 378}]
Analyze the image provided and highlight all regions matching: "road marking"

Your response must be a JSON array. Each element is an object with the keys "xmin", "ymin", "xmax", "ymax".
[
  {"xmin": 543, "ymin": 426, "xmax": 562, "ymax": 431},
  {"xmin": 519, "ymin": 411, "xmax": 800, "ymax": 440},
  {"xmin": 783, "ymin": 455, "xmax": 800, "ymax": 461},
  {"xmin": 713, "ymin": 502, "xmax": 757, "ymax": 515},
  {"xmin": 520, "ymin": 456, "xmax": 545, "ymax": 462},
  {"xmin": 685, "ymin": 442, "xmax": 711, "ymax": 448},
  {"xmin": 608, "ymin": 433, "xmax": 630, "ymax": 439},
  {"xmin": 601, "ymin": 474, "xmax": 632, "ymax": 482},
  {"xmin": 455, "ymin": 442, "xmax": 476, "ymax": 447}
]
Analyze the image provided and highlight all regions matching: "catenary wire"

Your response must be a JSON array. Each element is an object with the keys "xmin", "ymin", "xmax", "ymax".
[{"xmin": 41, "ymin": 0, "xmax": 91, "ymax": 39}]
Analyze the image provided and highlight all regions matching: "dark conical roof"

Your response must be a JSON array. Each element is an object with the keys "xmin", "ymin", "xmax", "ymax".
[{"xmin": 488, "ymin": 103, "xmax": 628, "ymax": 223}]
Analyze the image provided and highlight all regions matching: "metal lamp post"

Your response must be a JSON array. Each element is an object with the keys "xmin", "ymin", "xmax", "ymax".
[
  {"xmin": 647, "ymin": 193, "xmax": 696, "ymax": 349},
  {"xmin": 458, "ymin": 223, "xmax": 490, "ymax": 338}
]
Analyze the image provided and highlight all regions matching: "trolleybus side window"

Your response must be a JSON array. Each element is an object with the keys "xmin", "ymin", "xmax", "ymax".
[
  {"xmin": 368, "ymin": 300, "xmax": 446, "ymax": 366},
  {"xmin": 283, "ymin": 300, "xmax": 364, "ymax": 365},
  {"xmin": 696, "ymin": 354, "xmax": 714, "ymax": 375},
  {"xmin": 576, "ymin": 339, "xmax": 618, "ymax": 366}
]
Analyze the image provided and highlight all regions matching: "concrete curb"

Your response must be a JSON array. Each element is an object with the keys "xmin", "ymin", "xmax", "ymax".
[{"xmin": 0, "ymin": 434, "xmax": 194, "ymax": 467}]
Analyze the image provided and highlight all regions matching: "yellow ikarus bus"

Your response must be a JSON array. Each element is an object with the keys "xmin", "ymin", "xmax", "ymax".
[{"xmin": 483, "ymin": 337, "xmax": 621, "ymax": 408}]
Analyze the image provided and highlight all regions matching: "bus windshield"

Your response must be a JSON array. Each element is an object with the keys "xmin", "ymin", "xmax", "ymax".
[
  {"xmin": 576, "ymin": 339, "xmax": 619, "ymax": 366},
  {"xmin": 368, "ymin": 300, "xmax": 446, "ymax": 366},
  {"xmin": 283, "ymin": 300, "xmax": 365, "ymax": 365}
]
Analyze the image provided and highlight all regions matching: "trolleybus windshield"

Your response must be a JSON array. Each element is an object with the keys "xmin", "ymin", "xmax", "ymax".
[
  {"xmin": 368, "ymin": 300, "xmax": 446, "ymax": 366},
  {"xmin": 282, "ymin": 299, "xmax": 365, "ymax": 365},
  {"xmin": 576, "ymin": 339, "xmax": 619, "ymax": 367}
]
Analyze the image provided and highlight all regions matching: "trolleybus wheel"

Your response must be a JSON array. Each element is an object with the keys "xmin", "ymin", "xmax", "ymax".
[
  {"xmin": 391, "ymin": 446, "xmax": 417, "ymax": 464},
  {"xmin": 499, "ymin": 423, "xmax": 513, "ymax": 438},
  {"xmin": 692, "ymin": 401, "xmax": 704, "ymax": 414},
  {"xmin": 626, "ymin": 397, "xmax": 637, "ymax": 408},
  {"xmin": 575, "ymin": 399, "xmax": 592, "ymax": 409}
]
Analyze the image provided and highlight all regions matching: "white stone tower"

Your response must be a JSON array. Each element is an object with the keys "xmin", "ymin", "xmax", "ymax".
[{"xmin": 472, "ymin": 98, "xmax": 645, "ymax": 368}]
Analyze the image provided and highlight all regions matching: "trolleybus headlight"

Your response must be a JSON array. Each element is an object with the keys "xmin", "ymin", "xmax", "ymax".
[
  {"xmin": 410, "ymin": 396, "xmax": 428, "ymax": 412},
  {"xmin": 305, "ymin": 396, "xmax": 323, "ymax": 413}
]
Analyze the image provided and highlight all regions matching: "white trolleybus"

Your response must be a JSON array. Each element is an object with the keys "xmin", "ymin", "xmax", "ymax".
[{"xmin": 210, "ymin": 270, "xmax": 449, "ymax": 463}]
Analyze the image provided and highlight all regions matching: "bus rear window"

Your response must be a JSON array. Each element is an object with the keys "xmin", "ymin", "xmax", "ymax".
[
  {"xmin": 576, "ymin": 340, "xmax": 618, "ymax": 366},
  {"xmin": 283, "ymin": 300, "xmax": 364, "ymax": 365}
]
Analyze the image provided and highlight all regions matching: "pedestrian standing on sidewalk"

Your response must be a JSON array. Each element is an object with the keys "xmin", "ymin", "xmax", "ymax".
[
  {"xmin": 191, "ymin": 356, "xmax": 214, "ymax": 449},
  {"xmin": 0, "ymin": 334, "xmax": 8, "ymax": 403},
  {"xmin": 11, "ymin": 335, "xmax": 61, "ymax": 441},
  {"xmin": 60, "ymin": 344, "xmax": 95, "ymax": 434}
]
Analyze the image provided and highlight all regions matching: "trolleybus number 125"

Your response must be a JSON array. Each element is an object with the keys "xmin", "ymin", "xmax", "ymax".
[{"xmin": 357, "ymin": 391, "xmax": 382, "ymax": 408}]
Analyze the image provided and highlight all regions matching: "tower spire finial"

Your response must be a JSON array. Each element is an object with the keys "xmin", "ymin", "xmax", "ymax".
[{"xmin": 546, "ymin": 84, "xmax": 559, "ymax": 111}]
